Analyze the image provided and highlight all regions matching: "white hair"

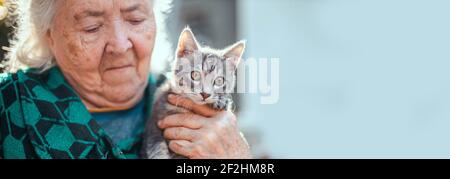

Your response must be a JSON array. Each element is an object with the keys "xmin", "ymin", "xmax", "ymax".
[{"xmin": 4, "ymin": 0, "xmax": 173, "ymax": 73}]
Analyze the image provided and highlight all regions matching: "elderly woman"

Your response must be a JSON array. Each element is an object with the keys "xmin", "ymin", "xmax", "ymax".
[{"xmin": 0, "ymin": 0, "xmax": 251, "ymax": 159}]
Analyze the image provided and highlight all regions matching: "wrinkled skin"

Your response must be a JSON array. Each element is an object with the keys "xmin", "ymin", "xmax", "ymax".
[{"xmin": 46, "ymin": 0, "xmax": 155, "ymax": 110}]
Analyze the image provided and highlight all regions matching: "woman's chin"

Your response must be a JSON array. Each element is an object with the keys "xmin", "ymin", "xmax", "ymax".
[{"xmin": 102, "ymin": 67, "xmax": 137, "ymax": 86}]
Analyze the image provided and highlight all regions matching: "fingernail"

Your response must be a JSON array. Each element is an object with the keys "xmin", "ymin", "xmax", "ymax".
[{"xmin": 157, "ymin": 120, "xmax": 163, "ymax": 127}]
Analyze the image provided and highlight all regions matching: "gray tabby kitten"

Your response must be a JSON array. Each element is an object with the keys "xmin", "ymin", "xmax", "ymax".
[{"xmin": 141, "ymin": 27, "xmax": 246, "ymax": 159}]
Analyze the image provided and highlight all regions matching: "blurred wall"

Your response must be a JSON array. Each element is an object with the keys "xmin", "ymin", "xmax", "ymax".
[{"xmin": 237, "ymin": 0, "xmax": 450, "ymax": 158}]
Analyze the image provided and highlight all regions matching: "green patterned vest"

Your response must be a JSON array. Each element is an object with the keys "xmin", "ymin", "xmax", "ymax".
[{"xmin": 0, "ymin": 67, "xmax": 158, "ymax": 159}]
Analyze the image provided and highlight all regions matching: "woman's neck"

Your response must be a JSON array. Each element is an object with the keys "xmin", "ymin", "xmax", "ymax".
[{"xmin": 82, "ymin": 89, "xmax": 146, "ymax": 113}]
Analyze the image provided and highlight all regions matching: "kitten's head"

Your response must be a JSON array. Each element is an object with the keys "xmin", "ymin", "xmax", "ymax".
[{"xmin": 170, "ymin": 27, "xmax": 245, "ymax": 109}]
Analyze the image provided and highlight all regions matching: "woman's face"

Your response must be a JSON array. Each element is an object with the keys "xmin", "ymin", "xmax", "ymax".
[{"xmin": 47, "ymin": 0, "xmax": 156, "ymax": 109}]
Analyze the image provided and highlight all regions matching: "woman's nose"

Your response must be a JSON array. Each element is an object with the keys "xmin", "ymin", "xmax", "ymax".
[{"xmin": 105, "ymin": 20, "xmax": 133, "ymax": 55}]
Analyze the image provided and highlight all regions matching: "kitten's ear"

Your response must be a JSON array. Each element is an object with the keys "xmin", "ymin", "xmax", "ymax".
[
  {"xmin": 224, "ymin": 40, "xmax": 246, "ymax": 67},
  {"xmin": 176, "ymin": 27, "xmax": 199, "ymax": 58}
]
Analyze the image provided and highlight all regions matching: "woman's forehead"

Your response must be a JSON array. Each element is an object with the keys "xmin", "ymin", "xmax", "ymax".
[{"xmin": 61, "ymin": 0, "xmax": 152, "ymax": 20}]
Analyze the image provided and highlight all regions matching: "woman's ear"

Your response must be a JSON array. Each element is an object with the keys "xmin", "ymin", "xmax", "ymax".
[
  {"xmin": 176, "ymin": 27, "xmax": 199, "ymax": 58},
  {"xmin": 224, "ymin": 40, "xmax": 246, "ymax": 67},
  {"xmin": 46, "ymin": 29, "xmax": 55, "ymax": 51}
]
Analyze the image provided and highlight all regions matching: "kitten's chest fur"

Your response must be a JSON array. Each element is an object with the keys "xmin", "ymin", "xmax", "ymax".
[{"xmin": 140, "ymin": 82, "xmax": 189, "ymax": 159}]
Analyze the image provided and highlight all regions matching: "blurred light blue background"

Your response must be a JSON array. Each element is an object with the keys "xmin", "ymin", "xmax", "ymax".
[{"xmin": 236, "ymin": 0, "xmax": 450, "ymax": 158}]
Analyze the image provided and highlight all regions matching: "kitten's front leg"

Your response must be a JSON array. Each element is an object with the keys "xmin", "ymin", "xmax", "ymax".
[
  {"xmin": 141, "ymin": 92, "xmax": 190, "ymax": 159},
  {"xmin": 141, "ymin": 113, "xmax": 172, "ymax": 159}
]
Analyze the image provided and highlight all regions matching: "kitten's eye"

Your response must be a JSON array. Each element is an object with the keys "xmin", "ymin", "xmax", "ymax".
[
  {"xmin": 214, "ymin": 77, "xmax": 225, "ymax": 87},
  {"xmin": 191, "ymin": 71, "xmax": 201, "ymax": 81}
]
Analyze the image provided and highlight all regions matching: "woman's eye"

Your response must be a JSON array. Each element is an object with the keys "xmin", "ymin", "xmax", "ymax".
[
  {"xmin": 129, "ymin": 19, "xmax": 145, "ymax": 25},
  {"xmin": 214, "ymin": 77, "xmax": 225, "ymax": 86},
  {"xmin": 191, "ymin": 71, "xmax": 201, "ymax": 81},
  {"xmin": 84, "ymin": 25, "xmax": 101, "ymax": 33}
]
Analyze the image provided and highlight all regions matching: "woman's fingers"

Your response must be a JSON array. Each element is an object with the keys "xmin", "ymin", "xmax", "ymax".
[
  {"xmin": 167, "ymin": 94, "xmax": 219, "ymax": 117},
  {"xmin": 168, "ymin": 140, "xmax": 197, "ymax": 158},
  {"xmin": 158, "ymin": 113, "xmax": 205, "ymax": 129},
  {"xmin": 163, "ymin": 127, "xmax": 199, "ymax": 141}
]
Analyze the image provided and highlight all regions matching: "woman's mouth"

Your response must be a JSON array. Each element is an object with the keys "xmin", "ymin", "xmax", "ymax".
[{"xmin": 106, "ymin": 64, "xmax": 133, "ymax": 72}]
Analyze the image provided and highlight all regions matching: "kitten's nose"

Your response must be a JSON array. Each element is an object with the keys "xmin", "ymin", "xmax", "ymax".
[{"xmin": 200, "ymin": 92, "xmax": 211, "ymax": 100}]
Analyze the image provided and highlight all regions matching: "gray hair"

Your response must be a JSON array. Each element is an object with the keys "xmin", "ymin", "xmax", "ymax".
[{"xmin": 4, "ymin": 0, "xmax": 173, "ymax": 73}]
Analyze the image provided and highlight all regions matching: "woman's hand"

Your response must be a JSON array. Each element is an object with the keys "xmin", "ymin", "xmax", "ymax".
[{"xmin": 157, "ymin": 94, "xmax": 252, "ymax": 159}]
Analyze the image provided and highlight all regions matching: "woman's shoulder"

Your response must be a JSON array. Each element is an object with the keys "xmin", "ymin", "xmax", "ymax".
[
  {"xmin": 0, "ymin": 71, "xmax": 15, "ymax": 85},
  {"xmin": 0, "ymin": 71, "xmax": 21, "ymax": 115},
  {"xmin": 0, "ymin": 68, "xmax": 41, "ymax": 84},
  {"xmin": 1, "ymin": 68, "xmax": 60, "ymax": 88},
  {"xmin": 0, "ymin": 68, "xmax": 48, "ymax": 107}
]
